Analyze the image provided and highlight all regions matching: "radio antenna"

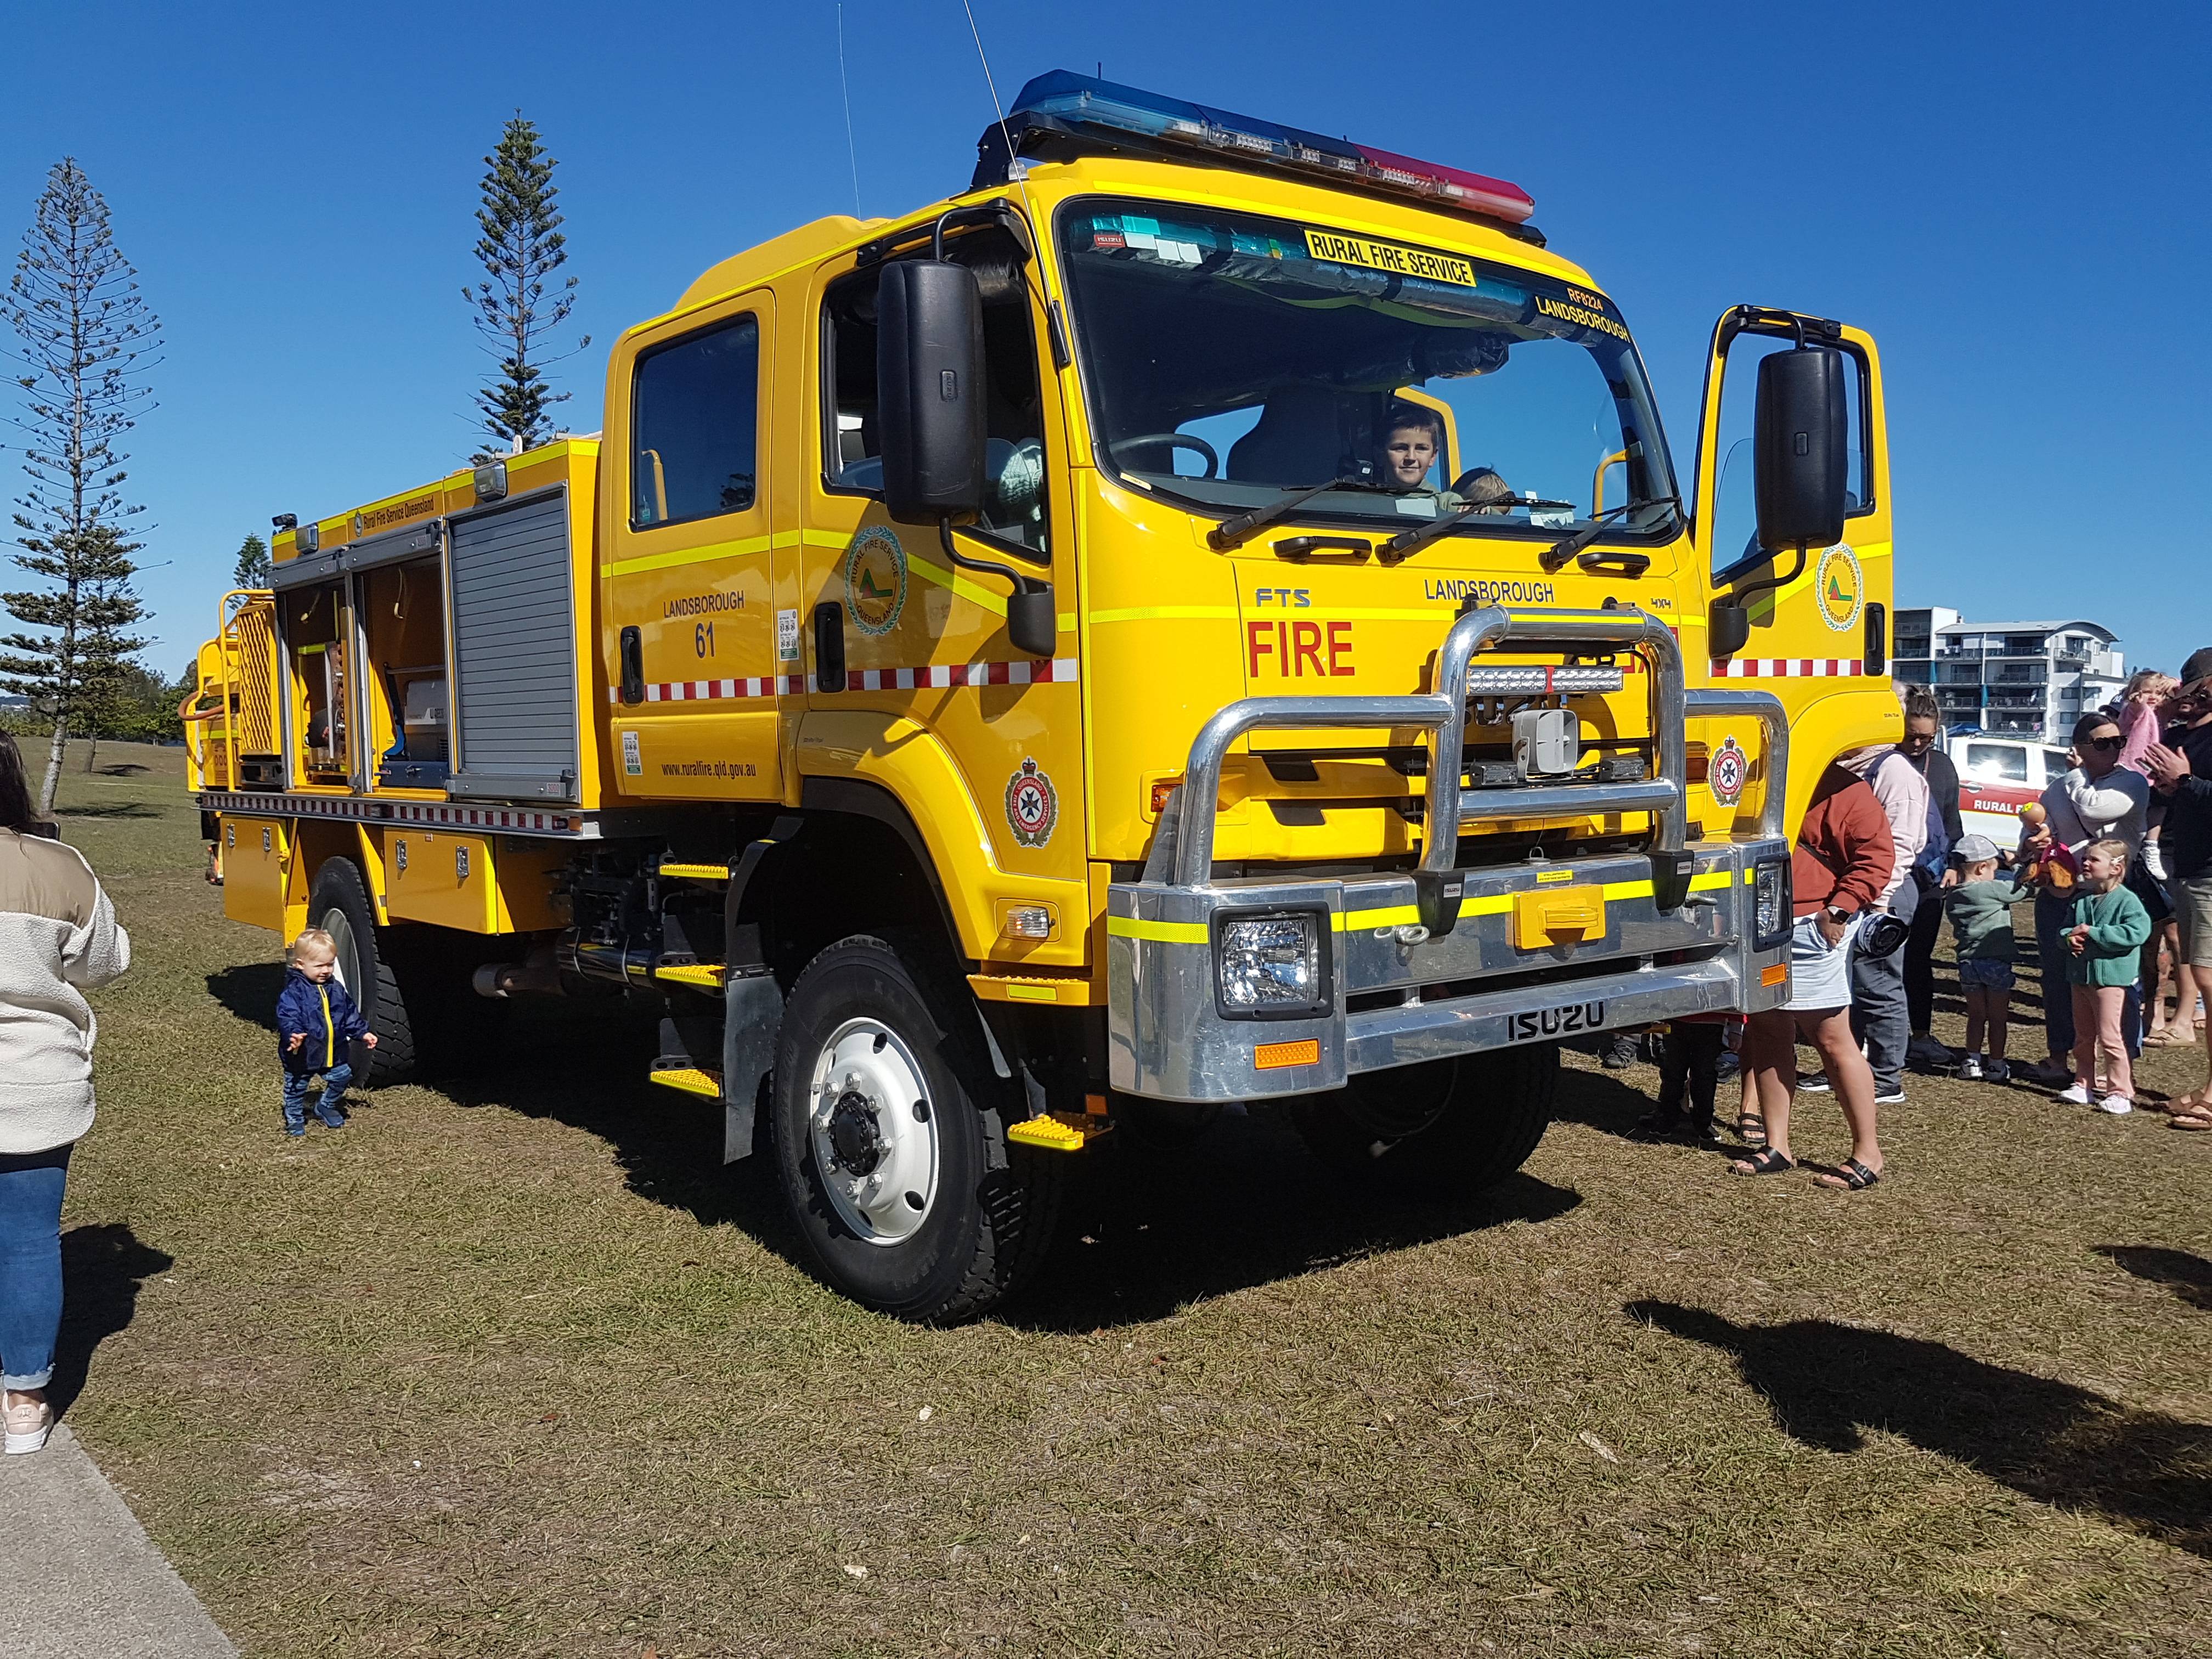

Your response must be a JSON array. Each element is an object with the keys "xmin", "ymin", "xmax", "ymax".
[
  {"xmin": 836, "ymin": 3, "xmax": 863, "ymax": 217},
  {"xmin": 959, "ymin": 0, "xmax": 1038, "ymax": 222}
]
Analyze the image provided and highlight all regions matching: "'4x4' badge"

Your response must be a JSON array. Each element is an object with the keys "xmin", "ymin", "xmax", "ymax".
[{"xmin": 1005, "ymin": 757, "xmax": 1058, "ymax": 848}]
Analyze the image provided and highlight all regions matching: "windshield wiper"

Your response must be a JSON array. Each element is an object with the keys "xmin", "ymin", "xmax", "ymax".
[
  {"xmin": 1206, "ymin": 477, "xmax": 1392, "ymax": 551},
  {"xmin": 1537, "ymin": 496, "xmax": 1679, "ymax": 572},
  {"xmin": 1378, "ymin": 494, "xmax": 1576, "ymax": 563}
]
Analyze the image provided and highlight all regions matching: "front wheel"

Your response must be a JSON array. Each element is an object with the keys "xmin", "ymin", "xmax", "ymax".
[
  {"xmin": 770, "ymin": 934, "xmax": 1063, "ymax": 1323},
  {"xmin": 1289, "ymin": 1046, "xmax": 1556, "ymax": 1194}
]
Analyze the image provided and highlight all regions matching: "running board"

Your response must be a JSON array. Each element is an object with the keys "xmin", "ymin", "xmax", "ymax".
[{"xmin": 648, "ymin": 1066, "xmax": 721, "ymax": 1099}]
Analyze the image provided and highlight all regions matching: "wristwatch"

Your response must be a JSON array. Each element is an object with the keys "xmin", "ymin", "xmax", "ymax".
[{"xmin": 1822, "ymin": 904, "xmax": 1852, "ymax": 924}]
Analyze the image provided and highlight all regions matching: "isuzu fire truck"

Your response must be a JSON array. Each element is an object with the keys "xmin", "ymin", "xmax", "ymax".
[{"xmin": 185, "ymin": 73, "xmax": 1899, "ymax": 1321}]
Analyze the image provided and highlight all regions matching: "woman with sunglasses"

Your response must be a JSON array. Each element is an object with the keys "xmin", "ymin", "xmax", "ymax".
[{"xmin": 2019, "ymin": 713, "xmax": 2149, "ymax": 1086}]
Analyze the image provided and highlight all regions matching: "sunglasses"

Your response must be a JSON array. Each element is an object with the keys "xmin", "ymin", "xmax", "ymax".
[{"xmin": 2084, "ymin": 735, "xmax": 2123, "ymax": 751}]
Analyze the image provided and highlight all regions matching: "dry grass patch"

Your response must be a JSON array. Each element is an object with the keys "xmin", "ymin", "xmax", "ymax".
[{"xmin": 43, "ymin": 744, "xmax": 2212, "ymax": 1656}]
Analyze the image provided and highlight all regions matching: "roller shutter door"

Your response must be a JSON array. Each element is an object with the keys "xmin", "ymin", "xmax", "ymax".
[{"xmin": 448, "ymin": 489, "xmax": 579, "ymax": 802}]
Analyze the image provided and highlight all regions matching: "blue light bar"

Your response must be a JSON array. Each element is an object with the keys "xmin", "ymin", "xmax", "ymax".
[{"xmin": 1006, "ymin": 71, "xmax": 1536, "ymax": 225}]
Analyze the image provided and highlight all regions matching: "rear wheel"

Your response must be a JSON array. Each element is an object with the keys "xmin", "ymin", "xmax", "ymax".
[
  {"xmin": 1289, "ymin": 1046, "xmax": 1556, "ymax": 1194},
  {"xmin": 770, "ymin": 933, "xmax": 1063, "ymax": 1323},
  {"xmin": 308, "ymin": 858, "xmax": 417, "ymax": 1086}
]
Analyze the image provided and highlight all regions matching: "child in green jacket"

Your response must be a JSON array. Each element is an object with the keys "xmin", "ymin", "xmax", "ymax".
[
  {"xmin": 2064, "ymin": 838, "xmax": 2154, "ymax": 1113},
  {"xmin": 1942, "ymin": 833, "xmax": 2034, "ymax": 1081}
]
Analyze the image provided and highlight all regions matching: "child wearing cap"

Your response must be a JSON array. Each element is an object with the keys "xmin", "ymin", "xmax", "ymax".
[{"xmin": 1942, "ymin": 833, "xmax": 2034, "ymax": 1082}]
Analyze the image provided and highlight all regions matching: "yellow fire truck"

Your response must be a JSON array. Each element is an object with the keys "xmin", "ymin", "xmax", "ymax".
[{"xmin": 186, "ymin": 72, "xmax": 1898, "ymax": 1321}]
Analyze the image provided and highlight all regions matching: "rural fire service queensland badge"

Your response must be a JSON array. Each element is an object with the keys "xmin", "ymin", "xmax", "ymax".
[
  {"xmin": 1004, "ymin": 757, "xmax": 1058, "ymax": 848},
  {"xmin": 842, "ymin": 527, "xmax": 906, "ymax": 636},
  {"xmin": 1709, "ymin": 735, "xmax": 1746, "ymax": 807}
]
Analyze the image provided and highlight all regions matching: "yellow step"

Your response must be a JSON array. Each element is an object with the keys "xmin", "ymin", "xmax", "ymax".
[
  {"xmin": 657, "ymin": 862, "xmax": 729, "ymax": 882},
  {"xmin": 1007, "ymin": 1113, "xmax": 1108, "ymax": 1152},
  {"xmin": 648, "ymin": 1067, "xmax": 721, "ymax": 1099},
  {"xmin": 653, "ymin": 962, "xmax": 727, "ymax": 990}
]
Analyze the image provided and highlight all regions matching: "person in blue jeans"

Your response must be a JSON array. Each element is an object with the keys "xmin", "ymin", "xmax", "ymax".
[
  {"xmin": 0, "ymin": 732, "xmax": 131, "ymax": 1455},
  {"xmin": 275, "ymin": 929, "xmax": 376, "ymax": 1135}
]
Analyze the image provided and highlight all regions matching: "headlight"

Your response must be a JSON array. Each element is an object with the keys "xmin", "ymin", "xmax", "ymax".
[
  {"xmin": 1753, "ymin": 859, "xmax": 1791, "ymax": 947},
  {"xmin": 1215, "ymin": 911, "xmax": 1328, "ymax": 1018}
]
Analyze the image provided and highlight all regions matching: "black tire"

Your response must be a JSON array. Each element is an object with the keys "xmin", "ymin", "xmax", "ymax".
[
  {"xmin": 307, "ymin": 857, "xmax": 417, "ymax": 1086},
  {"xmin": 1289, "ymin": 1045, "xmax": 1556, "ymax": 1194},
  {"xmin": 770, "ymin": 932, "xmax": 1064, "ymax": 1323}
]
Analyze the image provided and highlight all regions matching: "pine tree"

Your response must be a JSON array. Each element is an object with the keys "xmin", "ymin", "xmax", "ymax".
[
  {"xmin": 1, "ymin": 158, "xmax": 159, "ymax": 816},
  {"xmin": 465, "ymin": 114, "xmax": 589, "ymax": 459},
  {"xmin": 233, "ymin": 530, "xmax": 270, "ymax": 588}
]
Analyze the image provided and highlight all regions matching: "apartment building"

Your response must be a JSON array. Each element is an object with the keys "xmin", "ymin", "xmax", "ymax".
[{"xmin": 1892, "ymin": 608, "xmax": 2126, "ymax": 741}]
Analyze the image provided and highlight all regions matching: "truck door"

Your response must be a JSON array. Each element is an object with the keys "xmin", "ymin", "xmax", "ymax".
[
  {"xmin": 803, "ymin": 225, "xmax": 1085, "ymax": 894},
  {"xmin": 1693, "ymin": 307, "xmax": 1893, "ymax": 678},
  {"xmin": 1691, "ymin": 308, "xmax": 1895, "ymax": 825},
  {"xmin": 603, "ymin": 290, "xmax": 783, "ymax": 799}
]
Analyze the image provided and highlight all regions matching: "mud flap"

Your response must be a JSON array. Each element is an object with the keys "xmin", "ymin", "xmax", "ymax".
[{"xmin": 722, "ymin": 966, "xmax": 782, "ymax": 1164}]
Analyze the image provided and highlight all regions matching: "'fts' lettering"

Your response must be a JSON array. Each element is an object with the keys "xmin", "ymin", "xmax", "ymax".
[{"xmin": 1247, "ymin": 619, "xmax": 1354, "ymax": 678}]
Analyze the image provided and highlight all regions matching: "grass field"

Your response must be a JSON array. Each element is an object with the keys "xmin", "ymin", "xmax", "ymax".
[{"xmin": 41, "ymin": 742, "xmax": 2212, "ymax": 1657}]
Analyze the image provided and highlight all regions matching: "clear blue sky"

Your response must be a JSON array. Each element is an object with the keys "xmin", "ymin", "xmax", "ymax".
[{"xmin": 3, "ymin": 0, "xmax": 2205, "ymax": 679}]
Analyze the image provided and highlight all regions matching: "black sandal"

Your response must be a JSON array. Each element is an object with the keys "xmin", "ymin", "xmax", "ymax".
[
  {"xmin": 1731, "ymin": 1147, "xmax": 1793, "ymax": 1177},
  {"xmin": 1735, "ymin": 1112, "xmax": 1767, "ymax": 1147},
  {"xmin": 1818, "ymin": 1158, "xmax": 1882, "ymax": 1191}
]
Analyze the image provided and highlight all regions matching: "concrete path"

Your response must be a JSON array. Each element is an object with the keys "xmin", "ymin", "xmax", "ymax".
[{"xmin": 0, "ymin": 1423, "xmax": 238, "ymax": 1658}]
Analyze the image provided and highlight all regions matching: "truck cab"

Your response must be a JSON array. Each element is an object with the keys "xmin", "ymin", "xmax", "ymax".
[{"xmin": 189, "ymin": 72, "xmax": 1899, "ymax": 1321}]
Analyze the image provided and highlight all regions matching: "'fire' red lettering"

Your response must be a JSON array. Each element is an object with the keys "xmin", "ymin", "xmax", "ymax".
[{"xmin": 1292, "ymin": 620, "xmax": 1325, "ymax": 677}]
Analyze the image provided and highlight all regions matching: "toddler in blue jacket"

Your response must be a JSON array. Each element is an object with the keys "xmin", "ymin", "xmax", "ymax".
[{"xmin": 275, "ymin": 928, "xmax": 375, "ymax": 1136}]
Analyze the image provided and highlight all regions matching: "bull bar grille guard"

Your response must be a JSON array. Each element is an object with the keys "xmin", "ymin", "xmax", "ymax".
[{"xmin": 1106, "ymin": 605, "xmax": 1795, "ymax": 1102}]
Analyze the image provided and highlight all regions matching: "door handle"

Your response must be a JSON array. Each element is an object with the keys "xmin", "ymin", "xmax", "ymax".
[
  {"xmin": 618, "ymin": 626, "xmax": 644, "ymax": 704},
  {"xmin": 813, "ymin": 602, "xmax": 847, "ymax": 694}
]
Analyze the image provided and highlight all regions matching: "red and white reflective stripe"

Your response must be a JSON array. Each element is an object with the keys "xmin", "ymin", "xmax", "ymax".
[
  {"xmin": 388, "ymin": 803, "xmax": 578, "ymax": 831},
  {"xmin": 611, "ymin": 658, "xmax": 1081, "ymax": 704},
  {"xmin": 1708, "ymin": 658, "xmax": 1866, "ymax": 679}
]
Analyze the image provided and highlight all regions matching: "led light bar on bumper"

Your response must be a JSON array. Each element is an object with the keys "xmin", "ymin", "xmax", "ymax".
[
  {"xmin": 1465, "ymin": 665, "xmax": 1625, "ymax": 695},
  {"xmin": 1007, "ymin": 71, "xmax": 1536, "ymax": 225},
  {"xmin": 1214, "ymin": 910, "xmax": 1329, "ymax": 1019}
]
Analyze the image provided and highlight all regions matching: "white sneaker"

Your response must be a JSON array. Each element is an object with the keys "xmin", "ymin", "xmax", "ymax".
[
  {"xmin": 4, "ymin": 1394, "xmax": 52, "ymax": 1455},
  {"xmin": 2097, "ymin": 1094, "xmax": 2134, "ymax": 1115},
  {"xmin": 2058, "ymin": 1083, "xmax": 2092, "ymax": 1105},
  {"xmin": 1959, "ymin": 1053, "xmax": 1983, "ymax": 1080}
]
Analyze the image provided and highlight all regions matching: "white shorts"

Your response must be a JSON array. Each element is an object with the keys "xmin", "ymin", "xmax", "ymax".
[{"xmin": 1783, "ymin": 913, "xmax": 1861, "ymax": 1012}]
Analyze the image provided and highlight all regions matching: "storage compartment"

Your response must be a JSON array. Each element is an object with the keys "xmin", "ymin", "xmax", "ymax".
[
  {"xmin": 383, "ymin": 830, "xmax": 569, "ymax": 934},
  {"xmin": 220, "ymin": 816, "xmax": 299, "ymax": 933},
  {"xmin": 357, "ymin": 554, "xmax": 453, "ymax": 790},
  {"xmin": 447, "ymin": 489, "xmax": 581, "ymax": 803},
  {"xmin": 283, "ymin": 582, "xmax": 352, "ymax": 785}
]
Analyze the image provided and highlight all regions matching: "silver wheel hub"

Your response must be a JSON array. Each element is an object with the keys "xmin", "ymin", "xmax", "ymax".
[
  {"xmin": 808, "ymin": 1017, "xmax": 939, "ymax": 1245},
  {"xmin": 320, "ymin": 906, "xmax": 362, "ymax": 1002}
]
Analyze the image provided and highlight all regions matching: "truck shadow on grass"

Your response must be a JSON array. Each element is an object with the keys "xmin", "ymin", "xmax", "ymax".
[
  {"xmin": 1629, "ymin": 1299, "xmax": 2212, "ymax": 1560},
  {"xmin": 2095, "ymin": 1245, "xmax": 2212, "ymax": 1312},
  {"xmin": 439, "ymin": 1003, "xmax": 1583, "ymax": 1331},
  {"xmin": 52, "ymin": 1223, "xmax": 174, "ymax": 1420},
  {"xmin": 205, "ymin": 961, "xmax": 285, "ymax": 1033}
]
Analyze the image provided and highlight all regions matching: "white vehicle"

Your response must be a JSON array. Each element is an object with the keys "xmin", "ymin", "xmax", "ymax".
[{"xmin": 1944, "ymin": 732, "xmax": 2075, "ymax": 849}]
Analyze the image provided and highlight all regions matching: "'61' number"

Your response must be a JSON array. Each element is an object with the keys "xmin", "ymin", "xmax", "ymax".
[{"xmin": 694, "ymin": 620, "xmax": 715, "ymax": 659}]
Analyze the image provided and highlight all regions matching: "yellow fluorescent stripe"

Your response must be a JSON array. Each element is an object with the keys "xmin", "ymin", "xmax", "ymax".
[
  {"xmin": 901, "ymin": 545, "xmax": 1007, "ymax": 617},
  {"xmin": 600, "ymin": 532, "xmax": 776, "ymax": 579},
  {"xmin": 1689, "ymin": 870, "xmax": 1733, "ymax": 891},
  {"xmin": 1339, "ymin": 892, "xmax": 1512, "ymax": 932},
  {"xmin": 1090, "ymin": 606, "xmax": 1241, "ymax": 624},
  {"xmin": 1107, "ymin": 915, "xmax": 1209, "ymax": 944},
  {"xmin": 1005, "ymin": 983, "xmax": 1058, "ymax": 1002},
  {"xmin": 1602, "ymin": 880, "xmax": 1656, "ymax": 900}
]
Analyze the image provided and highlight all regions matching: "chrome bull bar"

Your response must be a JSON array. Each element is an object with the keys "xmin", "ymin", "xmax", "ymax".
[{"xmin": 1105, "ymin": 606, "xmax": 1794, "ymax": 1103}]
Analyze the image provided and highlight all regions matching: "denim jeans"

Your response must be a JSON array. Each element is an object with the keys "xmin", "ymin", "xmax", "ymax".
[
  {"xmin": 0, "ymin": 1144, "xmax": 72, "ymax": 1392},
  {"xmin": 281, "ymin": 1062, "xmax": 353, "ymax": 1130}
]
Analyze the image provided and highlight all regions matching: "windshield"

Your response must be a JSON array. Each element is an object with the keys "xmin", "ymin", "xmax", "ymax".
[{"xmin": 1058, "ymin": 198, "xmax": 1679, "ymax": 541}]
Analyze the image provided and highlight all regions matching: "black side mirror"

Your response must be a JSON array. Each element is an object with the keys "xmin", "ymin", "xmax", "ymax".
[
  {"xmin": 1708, "ymin": 601, "xmax": 1751, "ymax": 659},
  {"xmin": 1753, "ymin": 346, "xmax": 1848, "ymax": 552},
  {"xmin": 877, "ymin": 260, "xmax": 987, "ymax": 524}
]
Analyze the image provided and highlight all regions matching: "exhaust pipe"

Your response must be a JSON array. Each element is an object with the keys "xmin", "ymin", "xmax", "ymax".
[{"xmin": 472, "ymin": 944, "xmax": 565, "ymax": 1000}]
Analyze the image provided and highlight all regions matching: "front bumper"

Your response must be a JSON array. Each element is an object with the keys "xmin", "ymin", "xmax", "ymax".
[
  {"xmin": 1105, "ymin": 603, "xmax": 1793, "ymax": 1103},
  {"xmin": 1108, "ymin": 841, "xmax": 1790, "ymax": 1101}
]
